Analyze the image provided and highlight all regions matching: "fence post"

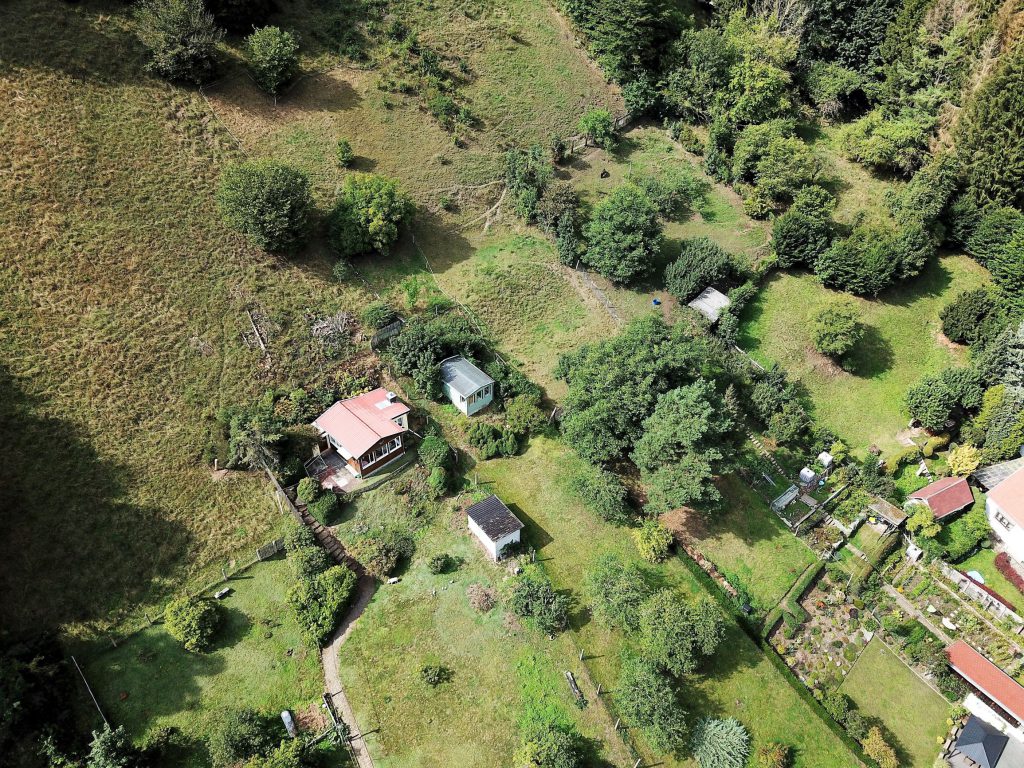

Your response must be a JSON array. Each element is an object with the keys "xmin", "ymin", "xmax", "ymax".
[{"xmin": 578, "ymin": 648, "xmax": 584, "ymax": 662}]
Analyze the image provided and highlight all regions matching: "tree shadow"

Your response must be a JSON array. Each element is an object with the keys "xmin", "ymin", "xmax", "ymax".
[
  {"xmin": 206, "ymin": 605, "xmax": 252, "ymax": 652},
  {"xmin": 876, "ymin": 252, "xmax": 957, "ymax": 305},
  {"xmin": 0, "ymin": 366, "xmax": 192, "ymax": 639},
  {"xmin": 0, "ymin": 1, "xmax": 149, "ymax": 86},
  {"xmin": 506, "ymin": 502, "xmax": 554, "ymax": 551},
  {"xmin": 845, "ymin": 324, "xmax": 894, "ymax": 378}
]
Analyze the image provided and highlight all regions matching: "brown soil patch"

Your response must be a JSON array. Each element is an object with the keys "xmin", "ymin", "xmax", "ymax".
[
  {"xmin": 659, "ymin": 506, "xmax": 705, "ymax": 544},
  {"xmin": 805, "ymin": 345, "xmax": 845, "ymax": 378}
]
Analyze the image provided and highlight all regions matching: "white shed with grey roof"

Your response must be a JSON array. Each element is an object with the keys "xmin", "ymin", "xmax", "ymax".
[
  {"xmin": 466, "ymin": 494, "xmax": 523, "ymax": 560},
  {"xmin": 440, "ymin": 356, "xmax": 495, "ymax": 416}
]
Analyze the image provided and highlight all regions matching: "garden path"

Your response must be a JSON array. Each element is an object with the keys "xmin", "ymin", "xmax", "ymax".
[
  {"xmin": 882, "ymin": 583, "xmax": 954, "ymax": 645},
  {"xmin": 322, "ymin": 575, "xmax": 378, "ymax": 768}
]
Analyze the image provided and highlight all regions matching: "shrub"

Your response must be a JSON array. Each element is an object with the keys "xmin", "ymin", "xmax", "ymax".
[
  {"xmin": 690, "ymin": 717, "xmax": 751, "ymax": 768},
  {"xmin": 208, "ymin": 709, "xmax": 275, "ymax": 767},
  {"xmin": 243, "ymin": 739, "xmax": 304, "ymax": 768},
  {"xmin": 336, "ymin": 138, "xmax": 355, "ymax": 168},
  {"xmin": 583, "ymin": 184, "xmax": 663, "ymax": 284},
  {"xmin": 940, "ymin": 288, "xmax": 1002, "ymax": 345},
  {"xmin": 839, "ymin": 108, "xmax": 933, "ymax": 175},
  {"xmin": 287, "ymin": 565, "xmax": 358, "ymax": 645},
  {"xmin": 947, "ymin": 444, "xmax": 981, "ymax": 476},
  {"xmin": 578, "ymin": 108, "xmax": 616, "ymax": 149},
  {"xmin": 288, "ymin": 544, "xmax": 332, "ymax": 580},
  {"xmin": 467, "ymin": 583, "xmax": 497, "ymax": 612},
  {"xmin": 360, "ymin": 301, "xmax": 399, "ymax": 329},
  {"xmin": 906, "ymin": 368, "xmax": 983, "ymax": 431},
  {"xmin": 755, "ymin": 742, "xmax": 791, "ymax": 768},
  {"xmin": 965, "ymin": 206, "xmax": 1024, "ymax": 266},
  {"xmin": 665, "ymin": 237, "xmax": 734, "ymax": 303},
  {"xmin": 419, "ymin": 435, "xmax": 452, "ymax": 470},
  {"xmin": 428, "ymin": 553, "xmax": 455, "ymax": 575},
  {"xmin": 516, "ymin": 722, "xmax": 585, "ymax": 768},
  {"xmin": 135, "ymin": 0, "xmax": 223, "ymax": 84},
  {"xmin": 814, "ymin": 224, "xmax": 897, "ymax": 295},
  {"xmin": 284, "ymin": 522, "xmax": 316, "ymax": 551},
  {"xmin": 427, "ymin": 466, "xmax": 448, "ymax": 497},
  {"xmin": 328, "ymin": 174, "xmax": 414, "ymax": 258},
  {"xmin": 534, "ymin": 182, "xmax": 581, "ymax": 237},
  {"xmin": 296, "ymin": 477, "xmax": 319, "ymax": 504},
  {"xmin": 246, "ymin": 26, "xmax": 299, "ymax": 95},
  {"xmin": 861, "ymin": 726, "xmax": 898, "ymax": 768},
  {"xmin": 505, "ymin": 145, "xmax": 552, "ymax": 220},
  {"xmin": 216, "ymin": 160, "xmax": 312, "ymax": 253},
  {"xmin": 811, "ymin": 299, "xmax": 863, "ymax": 359},
  {"xmin": 164, "ymin": 596, "xmax": 220, "ymax": 652},
  {"xmin": 771, "ymin": 186, "xmax": 836, "ymax": 268},
  {"xmin": 306, "ymin": 492, "xmax": 338, "ymax": 526},
  {"xmin": 466, "ymin": 422, "xmax": 517, "ymax": 459},
  {"xmin": 633, "ymin": 519, "xmax": 672, "ymax": 563},
  {"xmin": 349, "ymin": 533, "xmax": 412, "ymax": 579},
  {"xmin": 617, "ymin": 655, "xmax": 690, "ymax": 754},
  {"xmin": 508, "ymin": 565, "xmax": 569, "ymax": 634},
  {"xmin": 87, "ymin": 725, "xmax": 145, "ymax": 768},
  {"xmin": 420, "ymin": 664, "xmax": 452, "ymax": 686},
  {"xmin": 567, "ymin": 463, "xmax": 631, "ymax": 525},
  {"xmin": 638, "ymin": 591, "xmax": 723, "ymax": 676},
  {"xmin": 550, "ymin": 133, "xmax": 568, "ymax": 164},
  {"xmin": 505, "ymin": 394, "xmax": 546, "ymax": 437},
  {"xmin": 995, "ymin": 553, "xmax": 1024, "ymax": 593}
]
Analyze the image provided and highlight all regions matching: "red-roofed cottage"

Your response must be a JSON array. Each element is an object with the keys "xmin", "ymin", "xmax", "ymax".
[
  {"xmin": 947, "ymin": 640, "xmax": 1024, "ymax": 728},
  {"xmin": 907, "ymin": 476, "xmax": 975, "ymax": 520},
  {"xmin": 987, "ymin": 467, "xmax": 1024, "ymax": 564},
  {"xmin": 312, "ymin": 388, "xmax": 410, "ymax": 480}
]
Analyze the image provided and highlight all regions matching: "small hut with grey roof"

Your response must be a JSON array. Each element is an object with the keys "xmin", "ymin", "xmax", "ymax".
[
  {"xmin": 440, "ymin": 355, "xmax": 495, "ymax": 416},
  {"xmin": 466, "ymin": 494, "xmax": 523, "ymax": 560}
]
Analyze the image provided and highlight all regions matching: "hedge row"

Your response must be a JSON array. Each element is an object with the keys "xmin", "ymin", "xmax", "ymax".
[
  {"xmin": 762, "ymin": 560, "xmax": 826, "ymax": 638},
  {"xmin": 674, "ymin": 550, "xmax": 878, "ymax": 766}
]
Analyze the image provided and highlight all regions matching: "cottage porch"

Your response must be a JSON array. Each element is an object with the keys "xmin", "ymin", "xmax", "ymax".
[{"xmin": 305, "ymin": 449, "xmax": 361, "ymax": 493}]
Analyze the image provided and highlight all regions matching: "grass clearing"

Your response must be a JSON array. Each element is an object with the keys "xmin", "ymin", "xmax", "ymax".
[
  {"xmin": 82, "ymin": 556, "xmax": 322, "ymax": 767},
  {"xmin": 477, "ymin": 437, "xmax": 859, "ymax": 767},
  {"xmin": 840, "ymin": 638, "xmax": 949, "ymax": 766},
  {"xmin": 738, "ymin": 255, "xmax": 990, "ymax": 455},
  {"xmin": 334, "ymin": 484, "xmax": 632, "ymax": 768},
  {"xmin": 692, "ymin": 474, "xmax": 816, "ymax": 612},
  {"xmin": 0, "ymin": 0, "xmax": 375, "ymax": 639}
]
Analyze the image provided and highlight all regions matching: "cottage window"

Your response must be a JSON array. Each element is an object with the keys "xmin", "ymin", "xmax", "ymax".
[{"xmin": 996, "ymin": 511, "xmax": 1014, "ymax": 530}]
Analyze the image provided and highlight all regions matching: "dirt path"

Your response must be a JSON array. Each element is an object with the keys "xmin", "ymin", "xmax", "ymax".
[
  {"xmin": 881, "ymin": 583, "xmax": 954, "ymax": 645},
  {"xmin": 322, "ymin": 574, "xmax": 378, "ymax": 768}
]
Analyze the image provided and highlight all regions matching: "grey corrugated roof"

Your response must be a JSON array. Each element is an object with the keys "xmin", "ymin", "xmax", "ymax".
[
  {"xmin": 975, "ymin": 457, "xmax": 1024, "ymax": 491},
  {"xmin": 687, "ymin": 287, "xmax": 731, "ymax": 322},
  {"xmin": 440, "ymin": 356, "xmax": 493, "ymax": 397},
  {"xmin": 466, "ymin": 495, "xmax": 523, "ymax": 541},
  {"xmin": 954, "ymin": 717, "xmax": 1007, "ymax": 768},
  {"xmin": 869, "ymin": 497, "xmax": 906, "ymax": 526}
]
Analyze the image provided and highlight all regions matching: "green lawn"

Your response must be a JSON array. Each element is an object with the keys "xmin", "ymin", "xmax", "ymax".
[
  {"xmin": 958, "ymin": 548, "xmax": 1024, "ymax": 611},
  {"xmin": 693, "ymin": 474, "xmax": 816, "ymax": 612},
  {"xmin": 738, "ymin": 255, "xmax": 990, "ymax": 455},
  {"xmin": 477, "ymin": 437, "xmax": 859, "ymax": 767},
  {"xmin": 334, "ymin": 487, "xmax": 632, "ymax": 768},
  {"xmin": 82, "ymin": 557, "xmax": 322, "ymax": 767},
  {"xmin": 840, "ymin": 638, "xmax": 949, "ymax": 767}
]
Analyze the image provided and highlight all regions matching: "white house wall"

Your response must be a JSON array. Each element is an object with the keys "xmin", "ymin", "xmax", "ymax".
[
  {"xmin": 467, "ymin": 518, "xmax": 519, "ymax": 560},
  {"xmin": 988, "ymin": 497, "xmax": 1024, "ymax": 563}
]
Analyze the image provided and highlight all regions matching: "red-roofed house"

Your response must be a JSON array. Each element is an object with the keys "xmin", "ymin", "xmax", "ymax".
[
  {"xmin": 988, "ymin": 467, "xmax": 1024, "ymax": 564},
  {"xmin": 312, "ymin": 388, "xmax": 410, "ymax": 482},
  {"xmin": 907, "ymin": 476, "xmax": 975, "ymax": 520},
  {"xmin": 947, "ymin": 640, "xmax": 1024, "ymax": 728}
]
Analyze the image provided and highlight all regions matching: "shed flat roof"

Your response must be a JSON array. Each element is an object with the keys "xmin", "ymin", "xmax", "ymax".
[
  {"xmin": 948, "ymin": 641, "xmax": 1024, "ymax": 724},
  {"xmin": 869, "ymin": 498, "xmax": 907, "ymax": 526},
  {"xmin": 687, "ymin": 287, "xmax": 731, "ymax": 322},
  {"xmin": 440, "ymin": 356, "xmax": 493, "ymax": 397},
  {"xmin": 466, "ymin": 495, "xmax": 523, "ymax": 542}
]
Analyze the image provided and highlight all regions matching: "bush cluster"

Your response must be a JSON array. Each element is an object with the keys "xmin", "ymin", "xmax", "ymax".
[{"xmin": 164, "ymin": 596, "xmax": 220, "ymax": 653}]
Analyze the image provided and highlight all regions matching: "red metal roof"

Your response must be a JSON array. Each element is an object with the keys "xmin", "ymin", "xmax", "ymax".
[
  {"xmin": 947, "ymin": 640, "xmax": 1024, "ymax": 723},
  {"xmin": 313, "ymin": 388, "xmax": 409, "ymax": 458},
  {"xmin": 909, "ymin": 476, "xmax": 974, "ymax": 519},
  {"xmin": 989, "ymin": 467, "xmax": 1024, "ymax": 528}
]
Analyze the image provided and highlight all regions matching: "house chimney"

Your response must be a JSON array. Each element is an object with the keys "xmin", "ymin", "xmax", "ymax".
[{"xmin": 387, "ymin": 391, "xmax": 397, "ymax": 402}]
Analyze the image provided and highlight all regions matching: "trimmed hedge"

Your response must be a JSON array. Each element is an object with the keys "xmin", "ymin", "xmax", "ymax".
[{"xmin": 674, "ymin": 550, "xmax": 875, "ymax": 765}]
